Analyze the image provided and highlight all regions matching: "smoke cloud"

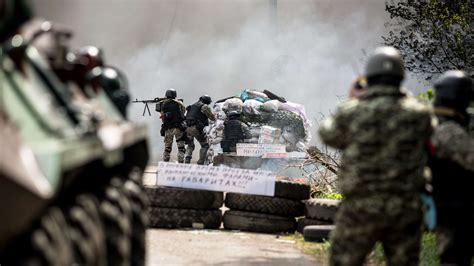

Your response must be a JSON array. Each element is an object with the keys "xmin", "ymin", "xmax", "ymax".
[{"xmin": 33, "ymin": 0, "xmax": 423, "ymax": 162}]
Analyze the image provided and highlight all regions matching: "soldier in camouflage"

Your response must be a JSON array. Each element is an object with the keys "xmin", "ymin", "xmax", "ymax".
[
  {"xmin": 428, "ymin": 70, "xmax": 473, "ymax": 265},
  {"xmin": 184, "ymin": 95, "xmax": 216, "ymax": 164},
  {"xmin": 221, "ymin": 110, "xmax": 252, "ymax": 152},
  {"xmin": 156, "ymin": 89, "xmax": 186, "ymax": 163},
  {"xmin": 319, "ymin": 47, "xmax": 433, "ymax": 265}
]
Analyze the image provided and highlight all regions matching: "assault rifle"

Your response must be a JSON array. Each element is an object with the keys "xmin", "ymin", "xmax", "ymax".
[{"xmin": 132, "ymin": 98, "xmax": 184, "ymax": 116}]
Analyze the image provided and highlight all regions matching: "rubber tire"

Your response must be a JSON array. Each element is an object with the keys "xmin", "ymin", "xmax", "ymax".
[
  {"xmin": 124, "ymin": 179, "xmax": 150, "ymax": 266},
  {"xmin": 303, "ymin": 225, "xmax": 335, "ymax": 242},
  {"xmin": 296, "ymin": 217, "xmax": 332, "ymax": 234},
  {"xmin": 223, "ymin": 210, "xmax": 296, "ymax": 234},
  {"xmin": 100, "ymin": 180, "xmax": 132, "ymax": 266},
  {"xmin": 144, "ymin": 185, "xmax": 223, "ymax": 209},
  {"xmin": 149, "ymin": 207, "xmax": 222, "ymax": 229},
  {"xmin": 67, "ymin": 195, "xmax": 107, "ymax": 266},
  {"xmin": 305, "ymin": 198, "xmax": 340, "ymax": 221},
  {"xmin": 25, "ymin": 208, "xmax": 76, "ymax": 266},
  {"xmin": 225, "ymin": 193, "xmax": 304, "ymax": 217},
  {"xmin": 275, "ymin": 180, "xmax": 311, "ymax": 200}
]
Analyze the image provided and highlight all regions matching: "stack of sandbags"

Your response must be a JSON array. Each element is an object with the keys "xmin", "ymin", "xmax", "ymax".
[
  {"xmin": 223, "ymin": 180, "xmax": 311, "ymax": 233},
  {"xmin": 144, "ymin": 186, "xmax": 223, "ymax": 229},
  {"xmin": 297, "ymin": 198, "xmax": 340, "ymax": 241}
]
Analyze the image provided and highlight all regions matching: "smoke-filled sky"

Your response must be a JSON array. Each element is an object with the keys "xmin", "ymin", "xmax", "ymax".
[{"xmin": 33, "ymin": 0, "xmax": 425, "ymax": 161}]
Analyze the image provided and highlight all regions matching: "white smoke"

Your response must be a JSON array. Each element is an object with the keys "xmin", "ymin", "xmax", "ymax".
[{"xmin": 33, "ymin": 0, "xmax": 424, "ymax": 162}]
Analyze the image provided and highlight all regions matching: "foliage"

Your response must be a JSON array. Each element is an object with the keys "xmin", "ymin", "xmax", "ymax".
[
  {"xmin": 383, "ymin": 0, "xmax": 473, "ymax": 80},
  {"xmin": 417, "ymin": 88, "xmax": 435, "ymax": 104},
  {"xmin": 288, "ymin": 232, "xmax": 439, "ymax": 265},
  {"xmin": 313, "ymin": 191, "xmax": 343, "ymax": 200}
]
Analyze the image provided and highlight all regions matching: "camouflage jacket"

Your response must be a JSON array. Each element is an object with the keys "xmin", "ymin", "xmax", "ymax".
[
  {"xmin": 431, "ymin": 119, "xmax": 474, "ymax": 172},
  {"xmin": 319, "ymin": 85, "xmax": 433, "ymax": 197},
  {"xmin": 200, "ymin": 104, "xmax": 216, "ymax": 121}
]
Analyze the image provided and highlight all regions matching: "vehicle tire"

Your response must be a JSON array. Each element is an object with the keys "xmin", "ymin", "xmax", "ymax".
[
  {"xmin": 223, "ymin": 210, "xmax": 296, "ymax": 233},
  {"xmin": 67, "ymin": 195, "xmax": 107, "ymax": 266},
  {"xmin": 124, "ymin": 179, "xmax": 150, "ymax": 266},
  {"xmin": 225, "ymin": 193, "xmax": 304, "ymax": 217},
  {"xmin": 303, "ymin": 225, "xmax": 335, "ymax": 242},
  {"xmin": 144, "ymin": 185, "xmax": 223, "ymax": 209},
  {"xmin": 305, "ymin": 198, "xmax": 340, "ymax": 221},
  {"xmin": 296, "ymin": 217, "xmax": 332, "ymax": 234},
  {"xmin": 274, "ymin": 180, "xmax": 311, "ymax": 200},
  {"xmin": 149, "ymin": 207, "xmax": 222, "ymax": 229},
  {"xmin": 100, "ymin": 180, "xmax": 132, "ymax": 266},
  {"xmin": 23, "ymin": 207, "xmax": 75, "ymax": 266}
]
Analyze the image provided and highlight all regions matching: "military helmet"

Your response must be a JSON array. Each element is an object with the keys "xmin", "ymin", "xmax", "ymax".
[
  {"xmin": 86, "ymin": 66, "xmax": 129, "ymax": 92},
  {"xmin": 0, "ymin": 0, "xmax": 33, "ymax": 41},
  {"xmin": 199, "ymin": 95, "xmax": 212, "ymax": 104},
  {"xmin": 165, "ymin": 89, "xmax": 177, "ymax": 99},
  {"xmin": 364, "ymin": 46, "xmax": 405, "ymax": 79},
  {"xmin": 434, "ymin": 70, "xmax": 472, "ymax": 111}
]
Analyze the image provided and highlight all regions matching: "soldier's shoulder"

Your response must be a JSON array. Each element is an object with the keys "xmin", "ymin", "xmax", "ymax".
[
  {"xmin": 401, "ymin": 96, "xmax": 431, "ymax": 114},
  {"xmin": 433, "ymin": 121, "xmax": 467, "ymax": 142},
  {"xmin": 336, "ymin": 99, "xmax": 360, "ymax": 115}
]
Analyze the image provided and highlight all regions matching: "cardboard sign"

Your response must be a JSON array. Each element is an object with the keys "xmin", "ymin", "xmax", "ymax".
[
  {"xmin": 262, "ymin": 153, "xmax": 288, "ymax": 159},
  {"xmin": 156, "ymin": 162, "xmax": 276, "ymax": 196},
  {"xmin": 236, "ymin": 143, "xmax": 286, "ymax": 157}
]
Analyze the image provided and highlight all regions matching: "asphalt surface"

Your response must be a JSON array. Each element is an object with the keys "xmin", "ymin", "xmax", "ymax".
[{"xmin": 146, "ymin": 229, "xmax": 320, "ymax": 266}]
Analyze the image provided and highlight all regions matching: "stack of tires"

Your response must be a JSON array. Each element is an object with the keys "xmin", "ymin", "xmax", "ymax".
[
  {"xmin": 145, "ymin": 186, "xmax": 223, "ymax": 229},
  {"xmin": 223, "ymin": 180, "xmax": 310, "ymax": 233},
  {"xmin": 297, "ymin": 198, "xmax": 340, "ymax": 242}
]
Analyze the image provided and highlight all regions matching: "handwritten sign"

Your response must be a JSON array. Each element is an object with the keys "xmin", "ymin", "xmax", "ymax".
[
  {"xmin": 156, "ymin": 162, "xmax": 276, "ymax": 196},
  {"xmin": 236, "ymin": 143, "xmax": 286, "ymax": 157}
]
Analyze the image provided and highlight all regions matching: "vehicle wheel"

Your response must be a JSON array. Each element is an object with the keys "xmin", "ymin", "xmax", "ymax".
[
  {"xmin": 67, "ymin": 195, "xmax": 107, "ymax": 266},
  {"xmin": 225, "ymin": 193, "xmax": 304, "ymax": 217},
  {"xmin": 149, "ymin": 207, "xmax": 222, "ymax": 229},
  {"xmin": 124, "ymin": 179, "xmax": 150, "ymax": 266},
  {"xmin": 305, "ymin": 198, "xmax": 340, "ymax": 221},
  {"xmin": 144, "ymin": 185, "xmax": 223, "ymax": 209},
  {"xmin": 23, "ymin": 207, "xmax": 75, "ymax": 266},
  {"xmin": 296, "ymin": 217, "xmax": 332, "ymax": 234},
  {"xmin": 274, "ymin": 179, "xmax": 311, "ymax": 200},
  {"xmin": 100, "ymin": 180, "xmax": 132, "ymax": 266},
  {"xmin": 303, "ymin": 225, "xmax": 335, "ymax": 242},
  {"xmin": 223, "ymin": 210, "xmax": 296, "ymax": 234}
]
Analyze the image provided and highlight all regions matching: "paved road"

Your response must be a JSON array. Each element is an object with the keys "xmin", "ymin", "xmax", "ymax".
[{"xmin": 146, "ymin": 229, "xmax": 321, "ymax": 266}]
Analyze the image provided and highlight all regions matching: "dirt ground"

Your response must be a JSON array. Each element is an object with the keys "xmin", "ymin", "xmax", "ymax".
[{"xmin": 146, "ymin": 229, "xmax": 322, "ymax": 266}]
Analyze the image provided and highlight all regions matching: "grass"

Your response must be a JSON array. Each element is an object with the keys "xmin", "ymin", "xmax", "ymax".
[
  {"xmin": 285, "ymin": 232, "xmax": 439, "ymax": 265},
  {"xmin": 312, "ymin": 191, "xmax": 343, "ymax": 200}
]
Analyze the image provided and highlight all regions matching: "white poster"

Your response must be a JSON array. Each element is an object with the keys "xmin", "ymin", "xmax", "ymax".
[
  {"xmin": 156, "ymin": 162, "xmax": 276, "ymax": 196},
  {"xmin": 236, "ymin": 143, "xmax": 286, "ymax": 157}
]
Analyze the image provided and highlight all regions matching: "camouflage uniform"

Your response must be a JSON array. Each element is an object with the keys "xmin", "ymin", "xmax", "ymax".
[
  {"xmin": 430, "ymin": 114, "xmax": 474, "ymax": 265},
  {"xmin": 159, "ymin": 99, "xmax": 186, "ymax": 163},
  {"xmin": 221, "ymin": 116, "xmax": 252, "ymax": 153},
  {"xmin": 319, "ymin": 85, "xmax": 433, "ymax": 265},
  {"xmin": 185, "ymin": 103, "xmax": 215, "ymax": 164}
]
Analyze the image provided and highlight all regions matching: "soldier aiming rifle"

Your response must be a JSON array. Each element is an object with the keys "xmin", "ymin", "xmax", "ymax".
[{"xmin": 132, "ymin": 96, "xmax": 183, "ymax": 116}]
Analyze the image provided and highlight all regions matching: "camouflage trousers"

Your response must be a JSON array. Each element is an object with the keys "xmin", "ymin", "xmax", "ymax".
[
  {"xmin": 329, "ymin": 195, "xmax": 423, "ymax": 266},
  {"xmin": 163, "ymin": 128, "xmax": 186, "ymax": 163},
  {"xmin": 185, "ymin": 126, "xmax": 209, "ymax": 164}
]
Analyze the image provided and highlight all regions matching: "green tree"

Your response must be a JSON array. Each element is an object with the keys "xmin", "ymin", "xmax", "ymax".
[{"xmin": 383, "ymin": 0, "xmax": 473, "ymax": 80}]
